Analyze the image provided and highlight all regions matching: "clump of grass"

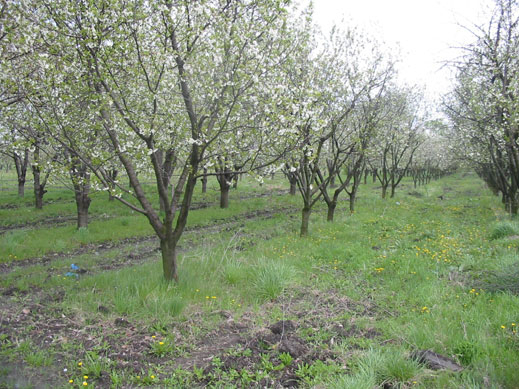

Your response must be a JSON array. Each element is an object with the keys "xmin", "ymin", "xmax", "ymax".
[
  {"xmin": 252, "ymin": 260, "xmax": 295, "ymax": 301},
  {"xmin": 377, "ymin": 352, "xmax": 421, "ymax": 386},
  {"xmin": 331, "ymin": 349, "xmax": 422, "ymax": 389},
  {"xmin": 222, "ymin": 259, "xmax": 246, "ymax": 286},
  {"xmin": 489, "ymin": 221, "xmax": 519, "ymax": 240}
]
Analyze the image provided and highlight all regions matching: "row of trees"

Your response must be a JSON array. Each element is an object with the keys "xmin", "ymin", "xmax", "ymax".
[
  {"xmin": 445, "ymin": 0, "xmax": 519, "ymax": 215},
  {"xmin": 1, "ymin": 0, "xmax": 454, "ymax": 281}
]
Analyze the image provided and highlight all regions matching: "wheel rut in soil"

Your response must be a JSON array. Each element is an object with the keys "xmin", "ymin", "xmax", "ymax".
[
  {"xmin": 0, "ymin": 189, "xmax": 289, "ymax": 235},
  {"xmin": 0, "ymin": 205, "xmax": 298, "ymax": 279}
]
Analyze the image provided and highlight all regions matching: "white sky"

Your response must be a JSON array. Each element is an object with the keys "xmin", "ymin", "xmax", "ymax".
[{"xmin": 312, "ymin": 0, "xmax": 493, "ymax": 102}]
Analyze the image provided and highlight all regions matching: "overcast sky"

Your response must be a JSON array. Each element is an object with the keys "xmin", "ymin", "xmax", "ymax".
[{"xmin": 312, "ymin": 0, "xmax": 492, "ymax": 101}]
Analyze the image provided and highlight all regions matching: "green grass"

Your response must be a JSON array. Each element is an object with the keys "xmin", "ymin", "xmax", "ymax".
[{"xmin": 1, "ymin": 171, "xmax": 519, "ymax": 387}]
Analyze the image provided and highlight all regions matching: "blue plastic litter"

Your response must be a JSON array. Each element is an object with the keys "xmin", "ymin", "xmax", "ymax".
[
  {"xmin": 71, "ymin": 263, "xmax": 80, "ymax": 271},
  {"xmin": 65, "ymin": 272, "xmax": 79, "ymax": 279}
]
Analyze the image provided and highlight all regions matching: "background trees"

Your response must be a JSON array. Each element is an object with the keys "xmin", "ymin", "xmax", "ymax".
[{"xmin": 369, "ymin": 87, "xmax": 424, "ymax": 199}]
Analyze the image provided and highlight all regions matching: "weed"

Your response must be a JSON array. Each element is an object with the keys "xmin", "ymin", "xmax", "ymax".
[
  {"xmin": 81, "ymin": 350, "xmax": 113, "ymax": 378},
  {"xmin": 149, "ymin": 339, "xmax": 177, "ymax": 357},
  {"xmin": 454, "ymin": 340, "xmax": 481, "ymax": 365},
  {"xmin": 25, "ymin": 350, "xmax": 53, "ymax": 367},
  {"xmin": 278, "ymin": 351, "xmax": 293, "ymax": 367}
]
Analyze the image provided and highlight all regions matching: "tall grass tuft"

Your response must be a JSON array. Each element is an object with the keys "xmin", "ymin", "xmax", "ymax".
[
  {"xmin": 489, "ymin": 221, "xmax": 519, "ymax": 240},
  {"xmin": 252, "ymin": 260, "xmax": 295, "ymax": 301}
]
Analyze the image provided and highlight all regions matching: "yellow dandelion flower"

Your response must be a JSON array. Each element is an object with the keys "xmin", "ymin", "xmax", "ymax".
[
  {"xmin": 78, "ymin": 362, "xmax": 83, "ymax": 366},
  {"xmin": 159, "ymin": 341, "xmax": 164, "ymax": 345},
  {"xmin": 83, "ymin": 375, "xmax": 88, "ymax": 379},
  {"xmin": 83, "ymin": 382, "xmax": 88, "ymax": 387},
  {"xmin": 501, "ymin": 325, "xmax": 506, "ymax": 329},
  {"xmin": 150, "ymin": 375, "xmax": 155, "ymax": 379},
  {"xmin": 69, "ymin": 379, "xmax": 74, "ymax": 384}
]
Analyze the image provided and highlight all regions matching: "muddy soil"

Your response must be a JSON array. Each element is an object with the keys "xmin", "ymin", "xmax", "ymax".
[{"xmin": 0, "ymin": 285, "xmax": 386, "ymax": 388}]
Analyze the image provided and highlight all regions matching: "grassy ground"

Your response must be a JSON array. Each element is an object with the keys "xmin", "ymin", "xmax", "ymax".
[{"xmin": 1, "ymin": 171, "xmax": 519, "ymax": 388}]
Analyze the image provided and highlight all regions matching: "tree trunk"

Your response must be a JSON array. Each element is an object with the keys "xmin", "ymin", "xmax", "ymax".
[
  {"xmin": 108, "ymin": 169, "xmax": 118, "ymax": 201},
  {"xmin": 18, "ymin": 181, "xmax": 25, "ymax": 197},
  {"xmin": 327, "ymin": 202, "xmax": 336, "ymax": 222},
  {"xmin": 159, "ymin": 194, "xmax": 166, "ymax": 213},
  {"xmin": 202, "ymin": 168, "xmax": 208, "ymax": 193},
  {"xmin": 349, "ymin": 192, "xmax": 356, "ymax": 213},
  {"xmin": 289, "ymin": 180, "xmax": 296, "ymax": 195},
  {"xmin": 300, "ymin": 207, "xmax": 311, "ymax": 236},
  {"xmin": 33, "ymin": 158, "xmax": 46, "ymax": 210},
  {"xmin": 220, "ymin": 184, "xmax": 230, "ymax": 208},
  {"xmin": 14, "ymin": 149, "xmax": 29, "ymax": 198},
  {"xmin": 75, "ymin": 193, "xmax": 91, "ymax": 229},
  {"xmin": 31, "ymin": 140, "xmax": 48, "ymax": 208},
  {"xmin": 69, "ymin": 157, "xmax": 91, "ymax": 229},
  {"xmin": 382, "ymin": 185, "xmax": 388, "ymax": 199},
  {"xmin": 329, "ymin": 174, "xmax": 336, "ymax": 188},
  {"xmin": 508, "ymin": 193, "xmax": 519, "ymax": 215},
  {"xmin": 160, "ymin": 237, "xmax": 178, "ymax": 282},
  {"xmin": 35, "ymin": 188, "xmax": 44, "ymax": 209},
  {"xmin": 390, "ymin": 184, "xmax": 396, "ymax": 198},
  {"xmin": 216, "ymin": 164, "xmax": 232, "ymax": 208}
]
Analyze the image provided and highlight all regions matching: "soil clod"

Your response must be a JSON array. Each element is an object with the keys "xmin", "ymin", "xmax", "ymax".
[{"xmin": 270, "ymin": 320, "xmax": 297, "ymax": 335}]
